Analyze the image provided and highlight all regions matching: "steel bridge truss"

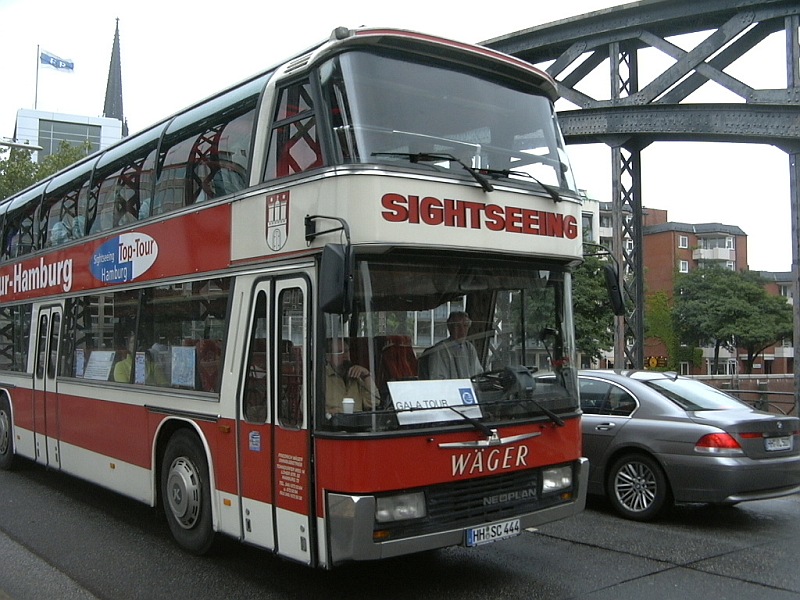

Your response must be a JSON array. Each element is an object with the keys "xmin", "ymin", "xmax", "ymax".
[{"xmin": 485, "ymin": 0, "xmax": 800, "ymax": 413}]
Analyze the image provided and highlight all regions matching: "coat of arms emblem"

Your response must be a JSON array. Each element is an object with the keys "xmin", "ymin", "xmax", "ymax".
[{"xmin": 267, "ymin": 191, "xmax": 289, "ymax": 251}]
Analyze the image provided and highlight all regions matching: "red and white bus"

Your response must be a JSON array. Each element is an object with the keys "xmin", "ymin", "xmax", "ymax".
[{"xmin": 0, "ymin": 27, "xmax": 590, "ymax": 567}]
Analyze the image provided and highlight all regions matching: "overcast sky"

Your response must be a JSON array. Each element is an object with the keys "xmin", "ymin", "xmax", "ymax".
[{"xmin": 0, "ymin": 0, "xmax": 792, "ymax": 272}]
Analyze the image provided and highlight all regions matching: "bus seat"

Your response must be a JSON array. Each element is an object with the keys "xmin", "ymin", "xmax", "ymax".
[
  {"xmin": 349, "ymin": 337, "xmax": 373, "ymax": 370},
  {"xmin": 377, "ymin": 335, "xmax": 418, "ymax": 389},
  {"xmin": 416, "ymin": 349, "xmax": 435, "ymax": 380}
]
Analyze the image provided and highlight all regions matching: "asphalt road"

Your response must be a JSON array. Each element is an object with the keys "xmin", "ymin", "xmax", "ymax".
[{"xmin": 1, "ymin": 459, "xmax": 798, "ymax": 599}]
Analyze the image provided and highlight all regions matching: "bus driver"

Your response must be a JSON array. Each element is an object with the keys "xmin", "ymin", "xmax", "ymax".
[{"xmin": 421, "ymin": 311, "xmax": 483, "ymax": 380}]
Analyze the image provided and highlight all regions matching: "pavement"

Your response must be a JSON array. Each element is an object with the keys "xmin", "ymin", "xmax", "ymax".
[{"xmin": 0, "ymin": 530, "xmax": 98, "ymax": 600}]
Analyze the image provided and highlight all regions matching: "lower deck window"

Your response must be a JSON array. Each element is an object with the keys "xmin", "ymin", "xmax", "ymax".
[{"xmin": 61, "ymin": 277, "xmax": 231, "ymax": 392}]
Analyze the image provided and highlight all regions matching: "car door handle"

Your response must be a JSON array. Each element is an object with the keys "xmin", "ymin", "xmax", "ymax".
[{"xmin": 595, "ymin": 422, "xmax": 616, "ymax": 431}]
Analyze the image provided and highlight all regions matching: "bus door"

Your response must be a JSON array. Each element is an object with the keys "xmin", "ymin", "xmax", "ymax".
[
  {"xmin": 32, "ymin": 304, "xmax": 63, "ymax": 468},
  {"xmin": 238, "ymin": 277, "xmax": 311, "ymax": 564}
]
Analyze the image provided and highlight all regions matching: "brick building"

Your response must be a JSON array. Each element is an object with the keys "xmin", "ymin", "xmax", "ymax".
[
  {"xmin": 641, "ymin": 208, "xmax": 748, "ymax": 374},
  {"xmin": 756, "ymin": 271, "xmax": 794, "ymax": 375},
  {"xmin": 588, "ymin": 203, "xmax": 792, "ymax": 375}
]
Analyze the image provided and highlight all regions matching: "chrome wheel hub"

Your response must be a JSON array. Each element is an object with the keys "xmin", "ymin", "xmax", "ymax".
[
  {"xmin": 0, "ymin": 409, "xmax": 9, "ymax": 455},
  {"xmin": 615, "ymin": 462, "xmax": 656, "ymax": 512},
  {"xmin": 166, "ymin": 457, "xmax": 201, "ymax": 529}
]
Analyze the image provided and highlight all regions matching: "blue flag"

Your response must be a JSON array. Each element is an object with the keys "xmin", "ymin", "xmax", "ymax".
[{"xmin": 40, "ymin": 50, "xmax": 74, "ymax": 72}]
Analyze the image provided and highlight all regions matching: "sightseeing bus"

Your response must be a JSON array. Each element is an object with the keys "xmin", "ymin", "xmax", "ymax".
[{"xmin": 0, "ymin": 27, "xmax": 591, "ymax": 567}]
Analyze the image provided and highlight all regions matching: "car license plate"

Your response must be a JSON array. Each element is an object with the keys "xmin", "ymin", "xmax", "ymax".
[
  {"xmin": 466, "ymin": 519, "xmax": 521, "ymax": 547},
  {"xmin": 765, "ymin": 436, "xmax": 793, "ymax": 452}
]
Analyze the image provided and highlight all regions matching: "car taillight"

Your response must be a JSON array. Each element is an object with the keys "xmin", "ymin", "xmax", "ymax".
[{"xmin": 694, "ymin": 433, "xmax": 744, "ymax": 455}]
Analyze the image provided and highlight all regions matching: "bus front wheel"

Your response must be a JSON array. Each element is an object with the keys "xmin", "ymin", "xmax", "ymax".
[
  {"xmin": 0, "ymin": 396, "xmax": 15, "ymax": 471},
  {"xmin": 161, "ymin": 429, "xmax": 215, "ymax": 554}
]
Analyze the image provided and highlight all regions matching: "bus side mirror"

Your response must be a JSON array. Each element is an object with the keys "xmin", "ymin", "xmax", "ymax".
[
  {"xmin": 320, "ymin": 244, "xmax": 353, "ymax": 314},
  {"xmin": 603, "ymin": 264, "xmax": 626, "ymax": 316}
]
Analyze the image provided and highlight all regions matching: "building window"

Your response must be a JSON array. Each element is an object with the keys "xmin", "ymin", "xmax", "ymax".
[
  {"xmin": 38, "ymin": 119, "xmax": 101, "ymax": 158},
  {"xmin": 679, "ymin": 260, "xmax": 689, "ymax": 273},
  {"xmin": 679, "ymin": 361, "xmax": 690, "ymax": 375},
  {"xmin": 678, "ymin": 235, "xmax": 688, "ymax": 249},
  {"xmin": 705, "ymin": 359, "xmax": 738, "ymax": 376},
  {"xmin": 725, "ymin": 236, "xmax": 734, "ymax": 249},
  {"xmin": 581, "ymin": 213, "xmax": 593, "ymax": 241}
]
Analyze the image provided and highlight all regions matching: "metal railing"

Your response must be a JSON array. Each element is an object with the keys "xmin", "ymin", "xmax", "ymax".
[{"xmin": 725, "ymin": 389, "xmax": 796, "ymax": 416}]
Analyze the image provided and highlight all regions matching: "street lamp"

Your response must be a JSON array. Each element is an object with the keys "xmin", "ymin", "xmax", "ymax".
[{"xmin": 0, "ymin": 138, "xmax": 43, "ymax": 151}]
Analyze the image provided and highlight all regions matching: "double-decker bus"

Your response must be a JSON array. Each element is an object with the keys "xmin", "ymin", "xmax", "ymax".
[{"xmin": 0, "ymin": 27, "xmax": 590, "ymax": 567}]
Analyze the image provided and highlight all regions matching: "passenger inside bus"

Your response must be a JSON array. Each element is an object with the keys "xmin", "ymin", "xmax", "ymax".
[
  {"xmin": 49, "ymin": 221, "xmax": 70, "ymax": 246},
  {"xmin": 324, "ymin": 338, "xmax": 378, "ymax": 414},
  {"xmin": 418, "ymin": 311, "xmax": 483, "ymax": 379},
  {"xmin": 113, "ymin": 332, "xmax": 168, "ymax": 385}
]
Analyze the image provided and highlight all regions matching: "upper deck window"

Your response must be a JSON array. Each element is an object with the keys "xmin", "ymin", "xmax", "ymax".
[
  {"xmin": 2, "ymin": 185, "xmax": 45, "ymax": 259},
  {"xmin": 153, "ymin": 109, "xmax": 255, "ymax": 215},
  {"xmin": 319, "ymin": 50, "xmax": 578, "ymax": 194},
  {"xmin": 265, "ymin": 80, "xmax": 323, "ymax": 180},
  {"xmin": 40, "ymin": 170, "xmax": 91, "ymax": 246}
]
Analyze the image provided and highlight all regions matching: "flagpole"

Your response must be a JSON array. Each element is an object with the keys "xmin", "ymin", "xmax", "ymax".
[{"xmin": 34, "ymin": 44, "xmax": 39, "ymax": 110}]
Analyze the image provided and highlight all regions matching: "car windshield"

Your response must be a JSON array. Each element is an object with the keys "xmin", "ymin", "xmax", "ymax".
[
  {"xmin": 320, "ymin": 254, "xmax": 579, "ymax": 433},
  {"xmin": 642, "ymin": 378, "xmax": 750, "ymax": 411},
  {"xmin": 319, "ymin": 49, "xmax": 578, "ymax": 193}
]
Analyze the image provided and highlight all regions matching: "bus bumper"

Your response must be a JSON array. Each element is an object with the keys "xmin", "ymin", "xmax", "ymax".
[{"xmin": 327, "ymin": 457, "xmax": 588, "ymax": 565}]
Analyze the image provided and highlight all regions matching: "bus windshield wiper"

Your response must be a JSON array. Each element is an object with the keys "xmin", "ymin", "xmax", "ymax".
[
  {"xmin": 478, "ymin": 167, "xmax": 562, "ymax": 202},
  {"xmin": 394, "ymin": 403, "xmax": 495, "ymax": 438},
  {"xmin": 444, "ymin": 405, "xmax": 495, "ymax": 438},
  {"xmin": 523, "ymin": 396, "xmax": 565, "ymax": 427},
  {"xmin": 372, "ymin": 152, "xmax": 494, "ymax": 193}
]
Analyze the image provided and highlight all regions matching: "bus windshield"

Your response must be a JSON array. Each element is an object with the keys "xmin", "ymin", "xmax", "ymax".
[
  {"xmin": 320, "ymin": 50, "xmax": 578, "ymax": 193},
  {"xmin": 321, "ymin": 255, "xmax": 578, "ymax": 433}
]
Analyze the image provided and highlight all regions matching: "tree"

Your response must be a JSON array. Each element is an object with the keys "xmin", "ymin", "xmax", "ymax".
[
  {"xmin": 646, "ymin": 290, "xmax": 704, "ymax": 371},
  {"xmin": 572, "ymin": 252, "xmax": 616, "ymax": 363},
  {"xmin": 37, "ymin": 141, "xmax": 92, "ymax": 181},
  {"xmin": 735, "ymin": 292, "xmax": 793, "ymax": 373},
  {"xmin": 0, "ymin": 141, "xmax": 91, "ymax": 201},
  {"xmin": 673, "ymin": 267, "xmax": 792, "ymax": 374},
  {"xmin": 0, "ymin": 147, "xmax": 39, "ymax": 201},
  {"xmin": 645, "ymin": 290, "xmax": 676, "ymax": 368}
]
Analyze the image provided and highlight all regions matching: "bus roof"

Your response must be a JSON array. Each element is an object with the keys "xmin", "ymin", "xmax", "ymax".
[{"xmin": 2, "ymin": 26, "xmax": 559, "ymax": 209}]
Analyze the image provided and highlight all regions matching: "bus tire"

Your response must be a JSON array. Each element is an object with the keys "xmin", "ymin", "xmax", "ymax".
[
  {"xmin": 0, "ymin": 395, "xmax": 16, "ymax": 471},
  {"xmin": 161, "ymin": 429, "xmax": 215, "ymax": 554}
]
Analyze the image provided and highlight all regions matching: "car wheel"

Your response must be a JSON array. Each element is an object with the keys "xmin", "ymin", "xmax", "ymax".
[
  {"xmin": 161, "ymin": 429, "xmax": 215, "ymax": 554},
  {"xmin": 606, "ymin": 452, "xmax": 671, "ymax": 521}
]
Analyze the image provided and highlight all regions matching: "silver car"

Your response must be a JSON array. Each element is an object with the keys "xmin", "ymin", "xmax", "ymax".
[{"xmin": 578, "ymin": 370, "xmax": 800, "ymax": 521}]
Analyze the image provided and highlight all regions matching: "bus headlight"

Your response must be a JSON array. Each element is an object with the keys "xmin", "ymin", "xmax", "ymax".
[
  {"xmin": 375, "ymin": 492, "xmax": 426, "ymax": 523},
  {"xmin": 542, "ymin": 466, "xmax": 572, "ymax": 493}
]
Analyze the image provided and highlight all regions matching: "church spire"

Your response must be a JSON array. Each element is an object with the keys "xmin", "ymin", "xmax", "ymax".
[{"xmin": 103, "ymin": 18, "xmax": 128, "ymax": 136}]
